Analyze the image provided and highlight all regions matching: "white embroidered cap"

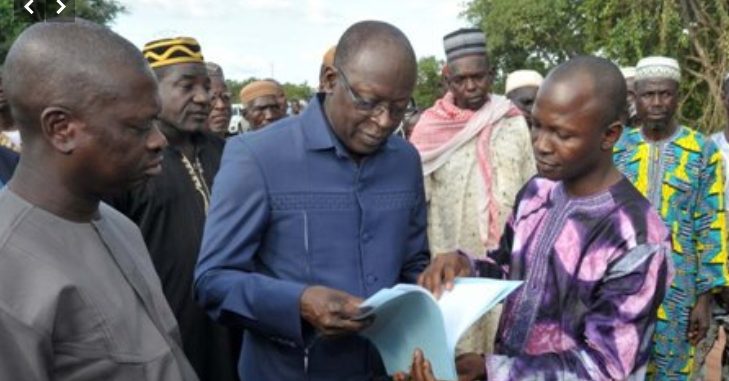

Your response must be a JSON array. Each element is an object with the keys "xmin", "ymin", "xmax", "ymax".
[
  {"xmin": 505, "ymin": 70, "xmax": 544, "ymax": 94},
  {"xmin": 635, "ymin": 56, "xmax": 680, "ymax": 83}
]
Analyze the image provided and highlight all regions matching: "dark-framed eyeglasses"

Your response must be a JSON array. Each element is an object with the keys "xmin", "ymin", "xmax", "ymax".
[{"xmin": 336, "ymin": 66, "xmax": 416, "ymax": 120}]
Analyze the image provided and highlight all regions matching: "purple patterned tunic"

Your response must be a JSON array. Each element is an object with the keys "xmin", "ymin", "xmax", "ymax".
[{"xmin": 475, "ymin": 177, "xmax": 673, "ymax": 380}]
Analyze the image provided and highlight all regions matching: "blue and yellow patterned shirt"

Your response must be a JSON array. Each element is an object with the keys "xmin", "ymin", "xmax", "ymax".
[{"xmin": 614, "ymin": 125, "xmax": 729, "ymax": 378}]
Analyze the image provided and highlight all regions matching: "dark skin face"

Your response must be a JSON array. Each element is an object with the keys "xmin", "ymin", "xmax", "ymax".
[
  {"xmin": 507, "ymin": 86, "xmax": 539, "ymax": 127},
  {"xmin": 157, "ymin": 63, "xmax": 211, "ymax": 135},
  {"xmin": 70, "ymin": 69, "xmax": 167, "ymax": 195},
  {"xmin": 12, "ymin": 66, "xmax": 167, "ymax": 206},
  {"xmin": 206, "ymin": 75, "xmax": 232, "ymax": 136},
  {"xmin": 245, "ymin": 95, "xmax": 284, "ymax": 130},
  {"xmin": 274, "ymin": 86, "xmax": 287, "ymax": 115},
  {"xmin": 446, "ymin": 55, "xmax": 491, "ymax": 111},
  {"xmin": 531, "ymin": 75, "xmax": 623, "ymax": 197},
  {"xmin": 635, "ymin": 78, "xmax": 679, "ymax": 139},
  {"xmin": 322, "ymin": 46, "xmax": 416, "ymax": 162},
  {"xmin": 625, "ymin": 77, "xmax": 636, "ymax": 108},
  {"xmin": 290, "ymin": 100, "xmax": 302, "ymax": 115}
]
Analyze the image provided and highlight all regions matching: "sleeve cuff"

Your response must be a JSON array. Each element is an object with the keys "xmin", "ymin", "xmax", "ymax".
[
  {"xmin": 457, "ymin": 249, "xmax": 479, "ymax": 277},
  {"xmin": 255, "ymin": 280, "xmax": 309, "ymax": 346},
  {"xmin": 486, "ymin": 354, "xmax": 515, "ymax": 381}
]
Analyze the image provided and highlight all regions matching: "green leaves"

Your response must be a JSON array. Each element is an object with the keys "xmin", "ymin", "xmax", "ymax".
[
  {"xmin": 462, "ymin": 0, "xmax": 729, "ymax": 132},
  {"xmin": 0, "ymin": 0, "xmax": 126, "ymax": 63},
  {"xmin": 413, "ymin": 56, "xmax": 444, "ymax": 110}
]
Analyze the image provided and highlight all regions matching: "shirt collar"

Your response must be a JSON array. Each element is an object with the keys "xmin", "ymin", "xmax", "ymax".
[{"xmin": 302, "ymin": 93, "xmax": 337, "ymax": 151}]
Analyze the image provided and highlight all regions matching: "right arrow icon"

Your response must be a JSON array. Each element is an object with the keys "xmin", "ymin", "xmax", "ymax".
[{"xmin": 56, "ymin": 0, "xmax": 66, "ymax": 14}]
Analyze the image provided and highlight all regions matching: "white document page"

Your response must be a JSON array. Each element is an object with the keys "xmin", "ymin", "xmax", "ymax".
[{"xmin": 358, "ymin": 278, "xmax": 522, "ymax": 380}]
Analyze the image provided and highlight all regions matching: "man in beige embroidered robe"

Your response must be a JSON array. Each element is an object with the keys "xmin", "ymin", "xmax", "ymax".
[{"xmin": 410, "ymin": 27, "xmax": 536, "ymax": 355}]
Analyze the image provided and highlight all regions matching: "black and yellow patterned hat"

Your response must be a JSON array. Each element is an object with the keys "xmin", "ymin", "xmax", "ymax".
[{"xmin": 142, "ymin": 37, "xmax": 204, "ymax": 69}]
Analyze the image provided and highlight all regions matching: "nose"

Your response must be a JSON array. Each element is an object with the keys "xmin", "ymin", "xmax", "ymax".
[
  {"xmin": 370, "ymin": 105, "xmax": 398, "ymax": 130},
  {"xmin": 649, "ymin": 93, "xmax": 662, "ymax": 108},
  {"xmin": 212, "ymin": 97, "xmax": 226, "ymax": 110},
  {"xmin": 263, "ymin": 107, "xmax": 278, "ymax": 122},
  {"xmin": 464, "ymin": 77, "xmax": 478, "ymax": 92},
  {"xmin": 193, "ymin": 86, "xmax": 211, "ymax": 106},
  {"xmin": 147, "ymin": 124, "xmax": 168, "ymax": 151},
  {"xmin": 532, "ymin": 129, "xmax": 552, "ymax": 155}
]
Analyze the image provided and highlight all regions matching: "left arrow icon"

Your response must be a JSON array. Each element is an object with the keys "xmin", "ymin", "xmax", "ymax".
[{"xmin": 24, "ymin": 0, "xmax": 34, "ymax": 14}]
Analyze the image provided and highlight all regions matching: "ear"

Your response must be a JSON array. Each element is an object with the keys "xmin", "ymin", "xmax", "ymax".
[
  {"xmin": 601, "ymin": 120, "xmax": 623, "ymax": 150},
  {"xmin": 321, "ymin": 65, "xmax": 338, "ymax": 94},
  {"xmin": 40, "ymin": 106, "xmax": 78, "ymax": 154}
]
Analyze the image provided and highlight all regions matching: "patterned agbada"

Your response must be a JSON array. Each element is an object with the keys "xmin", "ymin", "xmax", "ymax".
[
  {"xmin": 614, "ymin": 126, "xmax": 729, "ymax": 379},
  {"xmin": 472, "ymin": 177, "xmax": 671, "ymax": 380}
]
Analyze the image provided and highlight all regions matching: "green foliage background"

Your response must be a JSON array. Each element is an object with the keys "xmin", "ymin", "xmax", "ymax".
[
  {"xmin": 462, "ymin": 0, "xmax": 729, "ymax": 132},
  {"xmin": 0, "ymin": 0, "xmax": 126, "ymax": 63}
]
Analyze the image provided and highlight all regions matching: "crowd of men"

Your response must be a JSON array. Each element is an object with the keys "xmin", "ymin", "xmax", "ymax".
[{"xmin": 0, "ymin": 16, "xmax": 728, "ymax": 381}]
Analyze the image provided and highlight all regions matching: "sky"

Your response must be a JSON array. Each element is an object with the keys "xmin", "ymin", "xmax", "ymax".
[{"xmin": 111, "ymin": 0, "xmax": 470, "ymax": 85}]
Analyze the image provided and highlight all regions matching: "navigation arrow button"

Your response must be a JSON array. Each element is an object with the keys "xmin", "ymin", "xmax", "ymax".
[
  {"xmin": 24, "ymin": 0, "xmax": 33, "ymax": 14},
  {"xmin": 56, "ymin": 0, "xmax": 65, "ymax": 14}
]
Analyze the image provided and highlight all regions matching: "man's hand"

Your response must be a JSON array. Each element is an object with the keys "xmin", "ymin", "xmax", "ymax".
[
  {"xmin": 456, "ymin": 353, "xmax": 486, "ymax": 381},
  {"xmin": 418, "ymin": 252, "xmax": 472, "ymax": 298},
  {"xmin": 688, "ymin": 292, "xmax": 712, "ymax": 345},
  {"xmin": 393, "ymin": 349, "xmax": 439, "ymax": 381},
  {"xmin": 299, "ymin": 286, "xmax": 368, "ymax": 336}
]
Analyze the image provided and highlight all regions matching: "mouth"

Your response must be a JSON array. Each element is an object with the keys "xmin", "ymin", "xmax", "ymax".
[
  {"xmin": 536, "ymin": 158, "xmax": 559, "ymax": 172},
  {"xmin": 647, "ymin": 114, "xmax": 667, "ymax": 120},
  {"xmin": 466, "ymin": 95, "xmax": 484, "ymax": 105},
  {"xmin": 189, "ymin": 111, "xmax": 209, "ymax": 121},
  {"xmin": 144, "ymin": 156, "xmax": 163, "ymax": 176},
  {"xmin": 211, "ymin": 114, "xmax": 229, "ymax": 123},
  {"xmin": 360, "ymin": 132, "xmax": 385, "ymax": 147}
]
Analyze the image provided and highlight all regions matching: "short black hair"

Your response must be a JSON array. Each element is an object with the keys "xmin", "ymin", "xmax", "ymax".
[
  {"xmin": 334, "ymin": 20, "xmax": 416, "ymax": 71},
  {"xmin": 547, "ymin": 55, "xmax": 627, "ymax": 126},
  {"xmin": 3, "ymin": 19, "xmax": 150, "ymax": 133}
]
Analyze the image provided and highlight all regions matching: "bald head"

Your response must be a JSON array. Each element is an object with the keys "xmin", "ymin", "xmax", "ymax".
[
  {"xmin": 334, "ymin": 20, "xmax": 417, "ymax": 77},
  {"xmin": 3, "ymin": 20, "xmax": 153, "ymax": 139},
  {"xmin": 541, "ymin": 56, "xmax": 627, "ymax": 127}
]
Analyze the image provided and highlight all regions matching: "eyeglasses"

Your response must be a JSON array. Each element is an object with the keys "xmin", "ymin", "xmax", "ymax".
[{"xmin": 336, "ymin": 66, "xmax": 415, "ymax": 120}]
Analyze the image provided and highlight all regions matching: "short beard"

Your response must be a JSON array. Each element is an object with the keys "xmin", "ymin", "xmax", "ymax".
[{"xmin": 643, "ymin": 119, "xmax": 668, "ymax": 132}]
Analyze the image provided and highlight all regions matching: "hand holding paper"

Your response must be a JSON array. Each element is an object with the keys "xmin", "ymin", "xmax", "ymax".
[
  {"xmin": 418, "ymin": 252, "xmax": 472, "ymax": 298},
  {"xmin": 300, "ymin": 285, "xmax": 369, "ymax": 336},
  {"xmin": 358, "ymin": 278, "xmax": 521, "ymax": 380}
]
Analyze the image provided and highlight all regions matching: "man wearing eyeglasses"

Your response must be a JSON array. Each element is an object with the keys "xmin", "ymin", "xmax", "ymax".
[
  {"xmin": 409, "ymin": 28, "xmax": 537, "ymax": 357},
  {"xmin": 195, "ymin": 20, "xmax": 429, "ymax": 381}
]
